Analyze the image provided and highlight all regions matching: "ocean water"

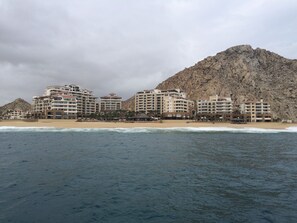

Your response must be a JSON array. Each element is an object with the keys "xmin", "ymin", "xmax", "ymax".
[{"xmin": 0, "ymin": 127, "xmax": 297, "ymax": 223}]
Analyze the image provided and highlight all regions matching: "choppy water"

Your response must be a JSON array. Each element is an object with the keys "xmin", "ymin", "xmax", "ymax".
[{"xmin": 1, "ymin": 127, "xmax": 297, "ymax": 222}]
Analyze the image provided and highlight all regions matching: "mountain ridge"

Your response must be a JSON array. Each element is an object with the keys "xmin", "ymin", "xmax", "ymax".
[
  {"xmin": 124, "ymin": 45, "xmax": 297, "ymax": 120},
  {"xmin": 155, "ymin": 45, "xmax": 297, "ymax": 120},
  {"xmin": 0, "ymin": 98, "xmax": 32, "ymax": 115}
]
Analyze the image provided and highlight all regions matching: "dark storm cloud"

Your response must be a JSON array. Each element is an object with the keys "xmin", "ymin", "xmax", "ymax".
[{"xmin": 0, "ymin": 0, "xmax": 297, "ymax": 104}]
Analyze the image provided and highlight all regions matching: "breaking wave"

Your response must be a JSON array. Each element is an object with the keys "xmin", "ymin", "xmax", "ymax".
[{"xmin": 0, "ymin": 126, "xmax": 297, "ymax": 133}]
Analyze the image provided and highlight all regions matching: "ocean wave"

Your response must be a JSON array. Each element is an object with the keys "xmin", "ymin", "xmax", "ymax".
[{"xmin": 0, "ymin": 126, "xmax": 297, "ymax": 133}]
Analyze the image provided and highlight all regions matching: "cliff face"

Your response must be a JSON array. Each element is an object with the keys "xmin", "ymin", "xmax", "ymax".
[
  {"xmin": 156, "ymin": 45, "xmax": 297, "ymax": 120},
  {"xmin": 0, "ymin": 98, "xmax": 32, "ymax": 115},
  {"xmin": 122, "ymin": 96, "xmax": 135, "ymax": 111}
]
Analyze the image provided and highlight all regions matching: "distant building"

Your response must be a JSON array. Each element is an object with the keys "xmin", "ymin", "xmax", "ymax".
[
  {"xmin": 32, "ymin": 84, "xmax": 96, "ymax": 119},
  {"xmin": 240, "ymin": 99, "xmax": 272, "ymax": 122},
  {"xmin": 196, "ymin": 95, "xmax": 233, "ymax": 121},
  {"xmin": 2, "ymin": 110, "xmax": 29, "ymax": 120},
  {"xmin": 99, "ymin": 93, "xmax": 122, "ymax": 111},
  {"xmin": 135, "ymin": 89, "xmax": 194, "ymax": 118}
]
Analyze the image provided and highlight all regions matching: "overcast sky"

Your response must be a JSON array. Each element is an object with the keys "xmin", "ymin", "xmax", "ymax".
[{"xmin": 0, "ymin": 0, "xmax": 297, "ymax": 104}]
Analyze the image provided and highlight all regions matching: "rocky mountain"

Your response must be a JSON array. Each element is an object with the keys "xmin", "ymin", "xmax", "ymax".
[
  {"xmin": 154, "ymin": 45, "xmax": 297, "ymax": 121},
  {"xmin": 0, "ymin": 98, "xmax": 32, "ymax": 115},
  {"xmin": 122, "ymin": 96, "xmax": 135, "ymax": 111}
]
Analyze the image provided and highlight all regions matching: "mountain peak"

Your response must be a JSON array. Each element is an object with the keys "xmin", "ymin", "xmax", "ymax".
[
  {"xmin": 156, "ymin": 45, "xmax": 297, "ymax": 121},
  {"xmin": 0, "ymin": 98, "xmax": 32, "ymax": 115},
  {"xmin": 14, "ymin": 98, "xmax": 27, "ymax": 103},
  {"xmin": 225, "ymin": 44, "xmax": 254, "ymax": 53}
]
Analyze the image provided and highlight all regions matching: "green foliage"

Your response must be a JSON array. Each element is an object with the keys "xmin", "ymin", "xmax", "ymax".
[{"xmin": 85, "ymin": 110, "xmax": 137, "ymax": 121}]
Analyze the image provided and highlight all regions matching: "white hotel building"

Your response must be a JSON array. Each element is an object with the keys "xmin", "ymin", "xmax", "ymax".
[
  {"xmin": 44, "ymin": 84, "xmax": 96, "ymax": 116},
  {"xmin": 32, "ymin": 84, "xmax": 96, "ymax": 119},
  {"xmin": 33, "ymin": 95, "xmax": 77, "ymax": 119}
]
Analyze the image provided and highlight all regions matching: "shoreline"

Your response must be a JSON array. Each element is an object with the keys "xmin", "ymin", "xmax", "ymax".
[{"xmin": 0, "ymin": 119, "xmax": 296, "ymax": 129}]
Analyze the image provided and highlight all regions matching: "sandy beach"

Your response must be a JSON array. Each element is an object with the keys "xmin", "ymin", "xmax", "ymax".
[{"xmin": 0, "ymin": 119, "xmax": 296, "ymax": 129}]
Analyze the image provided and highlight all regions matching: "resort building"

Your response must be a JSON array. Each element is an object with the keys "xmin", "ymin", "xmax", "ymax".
[
  {"xmin": 162, "ymin": 95, "xmax": 194, "ymax": 118},
  {"xmin": 240, "ymin": 99, "xmax": 272, "ymax": 122},
  {"xmin": 32, "ymin": 84, "xmax": 96, "ymax": 119},
  {"xmin": 135, "ymin": 89, "xmax": 194, "ymax": 118},
  {"xmin": 2, "ymin": 110, "xmax": 29, "ymax": 120},
  {"xmin": 32, "ymin": 95, "xmax": 77, "ymax": 119},
  {"xmin": 135, "ymin": 89, "xmax": 159, "ymax": 114},
  {"xmin": 44, "ymin": 84, "xmax": 96, "ymax": 116},
  {"xmin": 99, "ymin": 93, "xmax": 122, "ymax": 111},
  {"xmin": 196, "ymin": 95, "xmax": 233, "ymax": 121},
  {"xmin": 95, "ymin": 101, "xmax": 100, "ymax": 113}
]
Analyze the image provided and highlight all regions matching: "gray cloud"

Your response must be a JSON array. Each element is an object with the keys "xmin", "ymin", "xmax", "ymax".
[{"xmin": 0, "ymin": 0, "xmax": 297, "ymax": 105}]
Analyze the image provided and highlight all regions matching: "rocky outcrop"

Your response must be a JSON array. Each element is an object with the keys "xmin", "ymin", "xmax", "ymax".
[
  {"xmin": 156, "ymin": 45, "xmax": 297, "ymax": 121},
  {"xmin": 0, "ymin": 98, "xmax": 32, "ymax": 115},
  {"xmin": 122, "ymin": 96, "xmax": 135, "ymax": 111}
]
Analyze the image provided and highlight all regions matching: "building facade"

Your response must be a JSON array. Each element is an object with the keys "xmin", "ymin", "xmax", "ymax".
[
  {"xmin": 32, "ymin": 84, "xmax": 96, "ymax": 119},
  {"xmin": 44, "ymin": 84, "xmax": 96, "ymax": 116},
  {"xmin": 196, "ymin": 95, "xmax": 233, "ymax": 121},
  {"xmin": 162, "ymin": 96, "xmax": 194, "ymax": 118},
  {"xmin": 32, "ymin": 95, "xmax": 77, "ymax": 119},
  {"xmin": 135, "ymin": 89, "xmax": 193, "ymax": 118},
  {"xmin": 99, "ymin": 93, "xmax": 122, "ymax": 111},
  {"xmin": 135, "ymin": 89, "xmax": 159, "ymax": 114},
  {"xmin": 240, "ymin": 99, "xmax": 272, "ymax": 122},
  {"xmin": 2, "ymin": 110, "xmax": 29, "ymax": 119},
  {"xmin": 196, "ymin": 96, "xmax": 272, "ymax": 122}
]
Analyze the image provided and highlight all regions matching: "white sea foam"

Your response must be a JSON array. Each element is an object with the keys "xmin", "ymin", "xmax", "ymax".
[{"xmin": 0, "ymin": 126, "xmax": 297, "ymax": 133}]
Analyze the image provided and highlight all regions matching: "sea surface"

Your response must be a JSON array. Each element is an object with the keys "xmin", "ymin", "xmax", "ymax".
[{"xmin": 1, "ymin": 127, "xmax": 297, "ymax": 223}]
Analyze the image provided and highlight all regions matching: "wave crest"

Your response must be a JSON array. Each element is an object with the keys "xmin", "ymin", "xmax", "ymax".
[{"xmin": 0, "ymin": 126, "xmax": 297, "ymax": 133}]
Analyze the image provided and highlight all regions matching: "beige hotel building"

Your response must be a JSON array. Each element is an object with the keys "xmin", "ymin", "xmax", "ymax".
[
  {"xmin": 240, "ymin": 99, "xmax": 272, "ymax": 122},
  {"xmin": 196, "ymin": 95, "xmax": 233, "ymax": 121},
  {"xmin": 99, "ymin": 93, "xmax": 122, "ymax": 112},
  {"xmin": 135, "ymin": 89, "xmax": 194, "ymax": 117}
]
